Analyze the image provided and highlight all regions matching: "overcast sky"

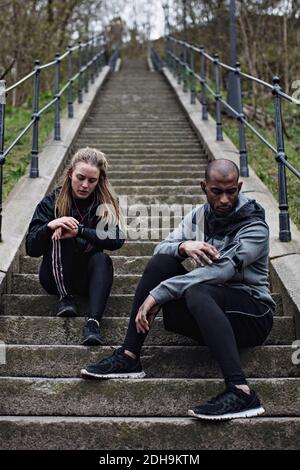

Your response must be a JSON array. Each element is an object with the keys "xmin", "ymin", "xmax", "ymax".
[{"xmin": 102, "ymin": 0, "xmax": 172, "ymax": 40}]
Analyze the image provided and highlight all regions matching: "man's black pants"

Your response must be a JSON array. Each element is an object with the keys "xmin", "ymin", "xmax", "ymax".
[
  {"xmin": 123, "ymin": 253, "xmax": 274, "ymax": 385},
  {"xmin": 39, "ymin": 238, "xmax": 113, "ymax": 321}
]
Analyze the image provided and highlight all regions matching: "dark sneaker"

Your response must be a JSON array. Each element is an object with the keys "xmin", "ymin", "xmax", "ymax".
[
  {"xmin": 81, "ymin": 347, "xmax": 146, "ymax": 379},
  {"xmin": 56, "ymin": 295, "xmax": 77, "ymax": 317},
  {"xmin": 188, "ymin": 385, "xmax": 265, "ymax": 421},
  {"xmin": 82, "ymin": 318, "xmax": 103, "ymax": 346}
]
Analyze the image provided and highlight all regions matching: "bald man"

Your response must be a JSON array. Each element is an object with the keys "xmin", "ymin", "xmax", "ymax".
[{"xmin": 81, "ymin": 159, "xmax": 275, "ymax": 421}]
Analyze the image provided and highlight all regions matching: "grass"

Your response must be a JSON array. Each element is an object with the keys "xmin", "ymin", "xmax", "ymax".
[
  {"xmin": 221, "ymin": 106, "xmax": 300, "ymax": 230},
  {"xmin": 184, "ymin": 69, "xmax": 300, "ymax": 230},
  {"xmin": 3, "ymin": 89, "xmax": 69, "ymax": 200}
]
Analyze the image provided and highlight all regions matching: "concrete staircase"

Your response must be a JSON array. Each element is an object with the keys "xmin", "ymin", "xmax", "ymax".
[{"xmin": 0, "ymin": 59, "xmax": 299, "ymax": 450}]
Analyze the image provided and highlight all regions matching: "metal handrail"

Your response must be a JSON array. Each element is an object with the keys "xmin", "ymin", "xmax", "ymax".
[
  {"xmin": 163, "ymin": 35, "xmax": 300, "ymax": 242},
  {"xmin": 150, "ymin": 44, "xmax": 163, "ymax": 72},
  {"xmin": 0, "ymin": 33, "xmax": 112, "ymax": 241}
]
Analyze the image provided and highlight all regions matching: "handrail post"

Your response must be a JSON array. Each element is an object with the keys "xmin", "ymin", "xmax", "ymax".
[
  {"xmin": 84, "ymin": 43, "xmax": 89, "ymax": 93},
  {"xmin": 90, "ymin": 37, "xmax": 95, "ymax": 84},
  {"xmin": 235, "ymin": 62, "xmax": 248, "ymax": 176},
  {"xmin": 214, "ymin": 53, "xmax": 223, "ymax": 141},
  {"xmin": 77, "ymin": 41, "xmax": 83, "ymax": 104},
  {"xmin": 272, "ymin": 76, "xmax": 291, "ymax": 242},
  {"xmin": 54, "ymin": 53, "xmax": 61, "ymax": 140},
  {"xmin": 67, "ymin": 46, "xmax": 74, "ymax": 118},
  {"xmin": 30, "ymin": 60, "xmax": 40, "ymax": 177},
  {"xmin": 190, "ymin": 45, "xmax": 196, "ymax": 104},
  {"xmin": 183, "ymin": 43, "xmax": 188, "ymax": 92},
  {"xmin": 95, "ymin": 36, "xmax": 99, "ymax": 77},
  {"xmin": 200, "ymin": 47, "xmax": 208, "ymax": 120},
  {"xmin": 0, "ymin": 80, "xmax": 6, "ymax": 242},
  {"xmin": 99, "ymin": 39, "xmax": 103, "ymax": 73},
  {"xmin": 171, "ymin": 39, "xmax": 176, "ymax": 77},
  {"xmin": 177, "ymin": 41, "xmax": 181, "ymax": 85},
  {"xmin": 164, "ymin": 36, "xmax": 168, "ymax": 68}
]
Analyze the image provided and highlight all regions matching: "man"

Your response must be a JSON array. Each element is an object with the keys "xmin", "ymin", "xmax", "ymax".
[{"xmin": 81, "ymin": 159, "xmax": 275, "ymax": 421}]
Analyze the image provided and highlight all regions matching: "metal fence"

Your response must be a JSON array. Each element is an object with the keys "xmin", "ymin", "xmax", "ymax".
[
  {"xmin": 163, "ymin": 36, "xmax": 300, "ymax": 242},
  {"xmin": 0, "ymin": 35, "xmax": 120, "ymax": 242}
]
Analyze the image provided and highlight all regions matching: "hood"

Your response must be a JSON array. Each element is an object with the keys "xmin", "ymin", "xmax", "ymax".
[{"xmin": 204, "ymin": 193, "xmax": 267, "ymax": 240}]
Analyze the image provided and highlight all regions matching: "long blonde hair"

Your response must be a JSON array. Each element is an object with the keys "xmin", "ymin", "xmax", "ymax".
[{"xmin": 55, "ymin": 147, "xmax": 121, "ymax": 226}]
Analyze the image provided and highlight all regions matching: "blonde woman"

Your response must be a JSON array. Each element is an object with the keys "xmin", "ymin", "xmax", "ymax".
[{"xmin": 26, "ymin": 147, "xmax": 125, "ymax": 345}]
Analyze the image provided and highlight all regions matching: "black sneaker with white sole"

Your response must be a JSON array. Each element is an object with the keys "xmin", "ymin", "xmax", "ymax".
[
  {"xmin": 82, "ymin": 318, "xmax": 103, "ymax": 346},
  {"xmin": 81, "ymin": 347, "xmax": 146, "ymax": 379},
  {"xmin": 188, "ymin": 385, "xmax": 265, "ymax": 421}
]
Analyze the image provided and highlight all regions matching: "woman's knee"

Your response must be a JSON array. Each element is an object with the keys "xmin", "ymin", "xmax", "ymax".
[{"xmin": 88, "ymin": 252, "xmax": 113, "ymax": 274}]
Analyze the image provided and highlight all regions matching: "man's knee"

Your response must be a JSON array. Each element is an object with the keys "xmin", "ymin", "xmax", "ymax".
[
  {"xmin": 185, "ymin": 284, "xmax": 212, "ymax": 309},
  {"xmin": 144, "ymin": 253, "xmax": 181, "ymax": 275}
]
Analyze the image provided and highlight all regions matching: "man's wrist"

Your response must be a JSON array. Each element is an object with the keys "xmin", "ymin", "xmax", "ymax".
[{"xmin": 178, "ymin": 241, "xmax": 186, "ymax": 257}]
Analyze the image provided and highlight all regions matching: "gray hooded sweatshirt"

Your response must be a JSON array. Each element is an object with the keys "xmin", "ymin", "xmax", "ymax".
[{"xmin": 150, "ymin": 193, "xmax": 275, "ymax": 311}]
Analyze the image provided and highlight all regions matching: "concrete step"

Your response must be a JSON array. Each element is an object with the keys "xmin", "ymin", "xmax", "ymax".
[
  {"xmin": 0, "ymin": 416, "xmax": 299, "ymax": 450},
  {"xmin": 107, "ymin": 164, "xmax": 205, "ymax": 171},
  {"xmin": 0, "ymin": 345, "xmax": 295, "ymax": 378},
  {"xmin": 106, "ymin": 159, "xmax": 206, "ymax": 164},
  {"xmin": 0, "ymin": 316, "xmax": 294, "ymax": 345},
  {"xmin": 2, "ymin": 292, "xmax": 283, "ymax": 317},
  {"xmin": 82, "ymin": 126, "xmax": 195, "ymax": 132},
  {"xmin": 75, "ymin": 142, "xmax": 203, "ymax": 149},
  {"xmin": 118, "ymin": 241, "xmax": 158, "ymax": 256},
  {"xmin": 73, "ymin": 148, "xmax": 204, "ymax": 155},
  {"xmin": 11, "ymin": 273, "xmax": 140, "ymax": 295},
  {"xmin": 19, "ymin": 256, "xmax": 152, "ymax": 275},
  {"xmin": 109, "ymin": 178, "xmax": 204, "ymax": 186},
  {"xmin": 105, "ymin": 156, "xmax": 206, "ymax": 162},
  {"xmin": 108, "ymin": 171, "xmax": 204, "ymax": 179},
  {"xmin": 77, "ymin": 137, "xmax": 201, "ymax": 143},
  {"xmin": 115, "ymin": 186, "xmax": 202, "ymax": 196},
  {"xmin": 117, "ymin": 195, "xmax": 206, "ymax": 205},
  {"xmin": 0, "ymin": 378, "xmax": 299, "ymax": 418},
  {"xmin": 2, "ymin": 294, "xmax": 134, "ymax": 317}
]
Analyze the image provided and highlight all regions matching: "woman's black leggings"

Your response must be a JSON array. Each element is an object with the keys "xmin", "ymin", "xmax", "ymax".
[
  {"xmin": 39, "ymin": 238, "xmax": 113, "ymax": 321},
  {"xmin": 123, "ymin": 253, "xmax": 274, "ymax": 385}
]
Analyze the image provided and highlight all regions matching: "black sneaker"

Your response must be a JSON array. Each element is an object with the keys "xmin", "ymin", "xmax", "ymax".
[
  {"xmin": 80, "ymin": 347, "xmax": 146, "ymax": 379},
  {"xmin": 56, "ymin": 295, "xmax": 77, "ymax": 317},
  {"xmin": 82, "ymin": 318, "xmax": 103, "ymax": 346},
  {"xmin": 188, "ymin": 385, "xmax": 265, "ymax": 421}
]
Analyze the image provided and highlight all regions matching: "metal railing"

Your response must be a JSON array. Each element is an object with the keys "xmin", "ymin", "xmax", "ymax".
[
  {"xmin": 0, "ymin": 35, "xmax": 119, "ymax": 242},
  {"xmin": 163, "ymin": 36, "xmax": 300, "ymax": 242},
  {"xmin": 150, "ymin": 45, "xmax": 163, "ymax": 72}
]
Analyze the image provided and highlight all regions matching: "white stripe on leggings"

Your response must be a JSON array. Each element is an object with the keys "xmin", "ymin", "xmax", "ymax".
[{"xmin": 51, "ymin": 240, "xmax": 67, "ymax": 299}]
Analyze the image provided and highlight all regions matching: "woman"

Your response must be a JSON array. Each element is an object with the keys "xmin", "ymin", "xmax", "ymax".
[{"xmin": 26, "ymin": 147, "xmax": 125, "ymax": 346}]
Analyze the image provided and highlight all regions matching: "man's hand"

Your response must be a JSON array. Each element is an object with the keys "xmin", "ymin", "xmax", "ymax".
[
  {"xmin": 48, "ymin": 216, "xmax": 79, "ymax": 232},
  {"xmin": 135, "ymin": 295, "xmax": 161, "ymax": 334},
  {"xmin": 179, "ymin": 241, "xmax": 220, "ymax": 267}
]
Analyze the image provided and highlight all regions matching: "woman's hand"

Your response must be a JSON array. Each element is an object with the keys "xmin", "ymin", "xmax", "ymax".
[
  {"xmin": 52, "ymin": 227, "xmax": 62, "ymax": 241},
  {"xmin": 48, "ymin": 216, "xmax": 79, "ymax": 232},
  {"xmin": 51, "ymin": 226, "xmax": 78, "ymax": 240},
  {"xmin": 135, "ymin": 295, "xmax": 161, "ymax": 334}
]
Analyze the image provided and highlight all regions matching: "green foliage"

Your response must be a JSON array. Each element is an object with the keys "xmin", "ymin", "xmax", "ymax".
[
  {"xmin": 223, "ymin": 115, "xmax": 300, "ymax": 230},
  {"xmin": 3, "ymin": 89, "xmax": 66, "ymax": 199}
]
